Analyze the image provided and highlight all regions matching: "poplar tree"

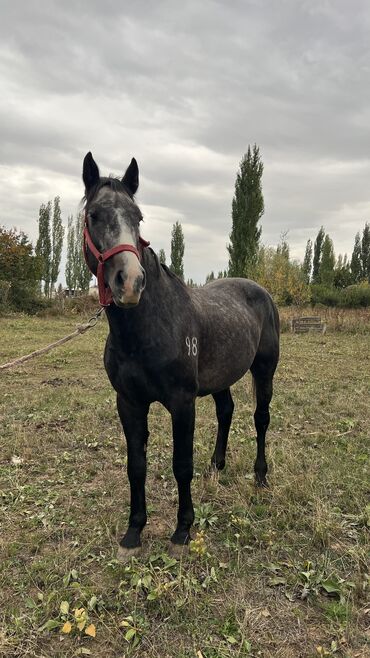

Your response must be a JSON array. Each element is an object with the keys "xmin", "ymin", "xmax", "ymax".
[
  {"xmin": 334, "ymin": 254, "xmax": 352, "ymax": 288},
  {"xmin": 35, "ymin": 201, "xmax": 52, "ymax": 296},
  {"xmin": 158, "ymin": 248, "xmax": 166, "ymax": 265},
  {"xmin": 170, "ymin": 221, "xmax": 185, "ymax": 280},
  {"xmin": 65, "ymin": 215, "xmax": 77, "ymax": 291},
  {"xmin": 65, "ymin": 213, "xmax": 91, "ymax": 292},
  {"xmin": 312, "ymin": 226, "xmax": 325, "ymax": 283},
  {"xmin": 350, "ymin": 232, "xmax": 362, "ymax": 283},
  {"xmin": 50, "ymin": 196, "xmax": 64, "ymax": 296},
  {"xmin": 302, "ymin": 239, "xmax": 313, "ymax": 283},
  {"xmin": 228, "ymin": 144, "xmax": 264, "ymax": 278},
  {"xmin": 319, "ymin": 234, "xmax": 335, "ymax": 287},
  {"xmin": 361, "ymin": 222, "xmax": 370, "ymax": 282},
  {"xmin": 75, "ymin": 212, "xmax": 91, "ymax": 291}
]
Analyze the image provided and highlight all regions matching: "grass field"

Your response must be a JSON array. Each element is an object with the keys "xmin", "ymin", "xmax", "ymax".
[{"xmin": 0, "ymin": 314, "xmax": 369, "ymax": 658}]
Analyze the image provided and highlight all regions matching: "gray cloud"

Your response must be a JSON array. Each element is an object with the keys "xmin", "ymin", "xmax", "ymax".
[{"xmin": 1, "ymin": 0, "xmax": 370, "ymax": 283}]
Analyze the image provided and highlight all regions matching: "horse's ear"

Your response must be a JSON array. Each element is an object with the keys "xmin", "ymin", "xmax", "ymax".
[
  {"xmin": 122, "ymin": 158, "xmax": 139, "ymax": 195},
  {"xmin": 83, "ymin": 152, "xmax": 100, "ymax": 193}
]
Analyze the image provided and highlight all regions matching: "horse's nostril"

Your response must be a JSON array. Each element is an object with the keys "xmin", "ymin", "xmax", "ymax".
[
  {"xmin": 133, "ymin": 271, "xmax": 145, "ymax": 295},
  {"xmin": 116, "ymin": 270, "xmax": 125, "ymax": 287},
  {"xmin": 142, "ymin": 270, "xmax": 146, "ymax": 289}
]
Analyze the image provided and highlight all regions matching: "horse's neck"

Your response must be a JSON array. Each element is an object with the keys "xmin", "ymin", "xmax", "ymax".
[{"xmin": 105, "ymin": 248, "xmax": 173, "ymax": 345}]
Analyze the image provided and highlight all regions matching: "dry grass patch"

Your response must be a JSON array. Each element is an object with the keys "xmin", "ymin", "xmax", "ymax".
[{"xmin": 0, "ymin": 314, "xmax": 369, "ymax": 658}]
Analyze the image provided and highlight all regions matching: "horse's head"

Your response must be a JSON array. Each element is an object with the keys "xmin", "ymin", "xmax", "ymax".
[{"xmin": 82, "ymin": 152, "xmax": 146, "ymax": 308}]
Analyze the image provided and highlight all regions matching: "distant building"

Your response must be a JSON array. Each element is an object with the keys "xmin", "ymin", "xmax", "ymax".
[{"xmin": 63, "ymin": 288, "xmax": 77, "ymax": 298}]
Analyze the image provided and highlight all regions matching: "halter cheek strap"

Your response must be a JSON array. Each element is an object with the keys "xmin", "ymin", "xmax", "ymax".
[{"xmin": 83, "ymin": 213, "xmax": 150, "ymax": 307}]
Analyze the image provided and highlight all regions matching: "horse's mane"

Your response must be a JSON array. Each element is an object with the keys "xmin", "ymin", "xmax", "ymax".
[
  {"xmin": 161, "ymin": 262, "xmax": 186, "ymax": 287},
  {"xmin": 145, "ymin": 248, "xmax": 186, "ymax": 288}
]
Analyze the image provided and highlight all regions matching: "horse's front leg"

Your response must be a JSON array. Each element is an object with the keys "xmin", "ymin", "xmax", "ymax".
[
  {"xmin": 170, "ymin": 394, "xmax": 196, "ymax": 548},
  {"xmin": 116, "ymin": 394, "xmax": 149, "ymax": 555}
]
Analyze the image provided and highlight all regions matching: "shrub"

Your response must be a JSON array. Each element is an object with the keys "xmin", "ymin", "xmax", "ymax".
[
  {"xmin": 311, "ymin": 285, "xmax": 341, "ymax": 307},
  {"xmin": 0, "ymin": 280, "xmax": 11, "ymax": 313},
  {"xmin": 64, "ymin": 293, "xmax": 100, "ymax": 315},
  {"xmin": 342, "ymin": 282, "xmax": 370, "ymax": 307},
  {"xmin": 256, "ymin": 247, "xmax": 310, "ymax": 306},
  {"xmin": 311, "ymin": 283, "xmax": 370, "ymax": 308},
  {"xmin": 0, "ymin": 225, "xmax": 44, "ymax": 314},
  {"xmin": 9, "ymin": 280, "xmax": 52, "ymax": 315}
]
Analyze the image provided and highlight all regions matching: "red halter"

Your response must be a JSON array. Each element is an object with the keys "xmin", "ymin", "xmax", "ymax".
[{"xmin": 83, "ymin": 212, "xmax": 150, "ymax": 306}]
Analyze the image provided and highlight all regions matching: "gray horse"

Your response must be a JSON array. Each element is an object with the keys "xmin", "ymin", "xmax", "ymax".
[{"xmin": 82, "ymin": 152, "xmax": 280, "ymax": 558}]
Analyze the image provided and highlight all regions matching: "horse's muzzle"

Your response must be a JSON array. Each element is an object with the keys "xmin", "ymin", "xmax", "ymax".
[{"xmin": 112, "ymin": 268, "xmax": 146, "ymax": 308}]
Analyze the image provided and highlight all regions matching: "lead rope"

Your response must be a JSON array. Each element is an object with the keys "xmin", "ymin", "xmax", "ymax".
[{"xmin": 0, "ymin": 306, "xmax": 105, "ymax": 371}]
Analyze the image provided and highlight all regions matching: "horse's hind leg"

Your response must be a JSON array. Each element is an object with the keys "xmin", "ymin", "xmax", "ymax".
[
  {"xmin": 250, "ymin": 359, "xmax": 275, "ymax": 487},
  {"xmin": 211, "ymin": 388, "xmax": 234, "ymax": 471}
]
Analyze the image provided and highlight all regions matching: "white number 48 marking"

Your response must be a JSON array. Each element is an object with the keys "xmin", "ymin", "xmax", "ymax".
[{"xmin": 185, "ymin": 336, "xmax": 198, "ymax": 356}]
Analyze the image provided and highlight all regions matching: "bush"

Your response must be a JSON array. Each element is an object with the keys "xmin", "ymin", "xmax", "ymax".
[
  {"xmin": 0, "ymin": 225, "xmax": 45, "ymax": 314},
  {"xmin": 256, "ymin": 247, "xmax": 310, "ymax": 306},
  {"xmin": 311, "ymin": 285, "xmax": 341, "ymax": 307},
  {"xmin": 311, "ymin": 283, "xmax": 370, "ymax": 308},
  {"xmin": 0, "ymin": 280, "xmax": 11, "ymax": 313},
  {"xmin": 342, "ymin": 283, "xmax": 370, "ymax": 307},
  {"xmin": 64, "ymin": 293, "xmax": 100, "ymax": 315},
  {"xmin": 8, "ymin": 280, "xmax": 52, "ymax": 315}
]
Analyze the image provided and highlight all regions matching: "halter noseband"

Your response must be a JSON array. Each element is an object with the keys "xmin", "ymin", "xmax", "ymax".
[{"xmin": 83, "ymin": 211, "xmax": 150, "ymax": 306}]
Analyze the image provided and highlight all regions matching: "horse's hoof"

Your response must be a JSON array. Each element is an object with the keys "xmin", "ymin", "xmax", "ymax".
[
  {"xmin": 205, "ymin": 463, "xmax": 222, "ymax": 479},
  {"xmin": 168, "ymin": 542, "xmax": 189, "ymax": 559},
  {"xmin": 255, "ymin": 477, "xmax": 269, "ymax": 489},
  {"xmin": 117, "ymin": 545, "xmax": 142, "ymax": 563},
  {"xmin": 210, "ymin": 456, "xmax": 225, "ymax": 471}
]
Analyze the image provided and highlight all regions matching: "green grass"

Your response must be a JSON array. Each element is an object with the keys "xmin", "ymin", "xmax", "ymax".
[{"xmin": 0, "ymin": 315, "xmax": 369, "ymax": 658}]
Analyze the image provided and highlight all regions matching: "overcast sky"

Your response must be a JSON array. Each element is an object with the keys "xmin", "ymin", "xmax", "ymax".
[{"xmin": 1, "ymin": 0, "xmax": 369, "ymax": 283}]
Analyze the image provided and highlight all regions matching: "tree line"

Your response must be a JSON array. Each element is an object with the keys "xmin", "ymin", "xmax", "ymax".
[
  {"xmin": 37, "ymin": 206, "xmax": 91, "ymax": 296},
  {"xmin": 301, "ymin": 225, "xmax": 370, "ymax": 288},
  {"xmin": 167, "ymin": 145, "xmax": 370, "ymax": 307},
  {"xmin": 35, "ymin": 197, "xmax": 64, "ymax": 297},
  {"xmin": 1, "ymin": 145, "xmax": 369, "ymax": 313}
]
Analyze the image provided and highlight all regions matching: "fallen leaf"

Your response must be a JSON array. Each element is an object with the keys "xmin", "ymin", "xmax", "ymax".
[
  {"xmin": 85, "ymin": 624, "xmax": 96, "ymax": 638},
  {"xmin": 60, "ymin": 601, "xmax": 69, "ymax": 615},
  {"xmin": 61, "ymin": 621, "xmax": 72, "ymax": 634},
  {"xmin": 74, "ymin": 607, "xmax": 85, "ymax": 619}
]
